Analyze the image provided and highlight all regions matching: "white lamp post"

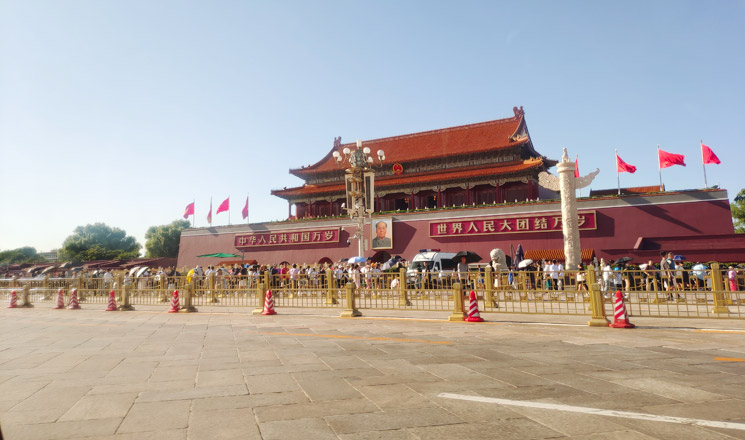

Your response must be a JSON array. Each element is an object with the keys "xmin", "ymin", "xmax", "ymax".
[{"xmin": 333, "ymin": 139, "xmax": 385, "ymax": 257}]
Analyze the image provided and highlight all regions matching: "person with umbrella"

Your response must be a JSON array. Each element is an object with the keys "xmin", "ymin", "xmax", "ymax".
[{"xmin": 453, "ymin": 251, "xmax": 481, "ymax": 289}]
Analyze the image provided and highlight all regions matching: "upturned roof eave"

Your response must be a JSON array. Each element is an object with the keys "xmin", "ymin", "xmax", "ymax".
[{"xmin": 289, "ymin": 111, "xmax": 527, "ymax": 179}]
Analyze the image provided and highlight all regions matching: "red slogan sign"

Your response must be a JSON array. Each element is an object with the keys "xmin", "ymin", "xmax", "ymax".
[
  {"xmin": 430, "ymin": 211, "xmax": 596, "ymax": 237},
  {"xmin": 235, "ymin": 227, "xmax": 340, "ymax": 248}
]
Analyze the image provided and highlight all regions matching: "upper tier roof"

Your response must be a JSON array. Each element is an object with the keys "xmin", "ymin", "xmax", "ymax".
[
  {"xmin": 290, "ymin": 107, "xmax": 534, "ymax": 179},
  {"xmin": 272, "ymin": 158, "xmax": 547, "ymax": 200}
]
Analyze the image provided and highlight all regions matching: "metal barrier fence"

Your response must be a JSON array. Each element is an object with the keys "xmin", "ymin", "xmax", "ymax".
[{"xmin": 0, "ymin": 263, "xmax": 742, "ymax": 319}]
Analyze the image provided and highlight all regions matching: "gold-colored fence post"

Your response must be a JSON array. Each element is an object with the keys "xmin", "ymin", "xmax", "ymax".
[
  {"xmin": 325, "ymin": 269, "xmax": 337, "ymax": 305},
  {"xmin": 587, "ymin": 266, "xmax": 609, "ymax": 326},
  {"xmin": 484, "ymin": 266, "xmax": 497, "ymax": 307},
  {"xmin": 710, "ymin": 262, "xmax": 730, "ymax": 315},
  {"xmin": 76, "ymin": 277, "xmax": 84, "ymax": 301},
  {"xmin": 183, "ymin": 278, "xmax": 197, "ymax": 313},
  {"xmin": 252, "ymin": 283, "xmax": 266, "ymax": 315},
  {"xmin": 43, "ymin": 274, "xmax": 52, "ymax": 300},
  {"xmin": 20, "ymin": 283, "xmax": 34, "ymax": 308},
  {"xmin": 208, "ymin": 272, "xmax": 218, "ymax": 303},
  {"xmin": 398, "ymin": 267, "xmax": 410, "ymax": 306},
  {"xmin": 118, "ymin": 273, "xmax": 134, "ymax": 311},
  {"xmin": 159, "ymin": 273, "xmax": 168, "ymax": 302},
  {"xmin": 448, "ymin": 282, "xmax": 465, "ymax": 321},
  {"xmin": 341, "ymin": 282, "xmax": 361, "ymax": 317}
]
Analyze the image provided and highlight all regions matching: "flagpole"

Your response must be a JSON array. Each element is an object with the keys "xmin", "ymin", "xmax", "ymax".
[
  {"xmin": 701, "ymin": 139, "xmax": 708, "ymax": 189},
  {"xmin": 192, "ymin": 199, "xmax": 195, "ymax": 228},
  {"xmin": 615, "ymin": 149, "xmax": 620, "ymax": 195},
  {"xmin": 247, "ymin": 193, "xmax": 249, "ymax": 224},
  {"xmin": 657, "ymin": 145, "xmax": 663, "ymax": 191}
]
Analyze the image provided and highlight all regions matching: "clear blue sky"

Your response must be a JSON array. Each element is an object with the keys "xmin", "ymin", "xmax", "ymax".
[{"xmin": 1, "ymin": 1, "xmax": 743, "ymax": 253}]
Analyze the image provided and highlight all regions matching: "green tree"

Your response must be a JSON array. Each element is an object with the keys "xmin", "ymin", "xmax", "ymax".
[
  {"xmin": 59, "ymin": 223, "xmax": 141, "ymax": 261},
  {"xmin": 0, "ymin": 247, "xmax": 45, "ymax": 265},
  {"xmin": 733, "ymin": 189, "xmax": 745, "ymax": 234},
  {"xmin": 144, "ymin": 219, "xmax": 190, "ymax": 258}
]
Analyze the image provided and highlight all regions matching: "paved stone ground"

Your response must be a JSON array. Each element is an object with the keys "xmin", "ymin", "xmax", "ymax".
[{"xmin": 1, "ymin": 305, "xmax": 744, "ymax": 440}]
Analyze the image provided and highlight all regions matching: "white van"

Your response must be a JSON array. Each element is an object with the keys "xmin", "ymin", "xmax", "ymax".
[{"xmin": 406, "ymin": 250, "xmax": 457, "ymax": 288}]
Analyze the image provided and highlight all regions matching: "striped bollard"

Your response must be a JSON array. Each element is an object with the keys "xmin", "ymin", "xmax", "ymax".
[
  {"xmin": 105, "ymin": 290, "xmax": 117, "ymax": 311},
  {"xmin": 609, "ymin": 290, "xmax": 634, "ymax": 328},
  {"xmin": 465, "ymin": 290, "xmax": 484, "ymax": 322},
  {"xmin": 53, "ymin": 288, "xmax": 65, "ymax": 309},
  {"xmin": 168, "ymin": 290, "xmax": 180, "ymax": 313},
  {"xmin": 262, "ymin": 290, "xmax": 277, "ymax": 315},
  {"xmin": 67, "ymin": 288, "xmax": 81, "ymax": 310},
  {"xmin": 7, "ymin": 290, "xmax": 17, "ymax": 308}
]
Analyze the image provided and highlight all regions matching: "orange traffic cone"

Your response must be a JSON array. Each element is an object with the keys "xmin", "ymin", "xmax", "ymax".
[
  {"xmin": 7, "ymin": 290, "xmax": 17, "ymax": 308},
  {"xmin": 261, "ymin": 290, "xmax": 277, "ymax": 315},
  {"xmin": 53, "ymin": 288, "xmax": 65, "ymax": 309},
  {"xmin": 609, "ymin": 290, "xmax": 635, "ymax": 328},
  {"xmin": 105, "ymin": 290, "xmax": 117, "ymax": 311},
  {"xmin": 465, "ymin": 290, "xmax": 484, "ymax": 322},
  {"xmin": 168, "ymin": 290, "xmax": 180, "ymax": 313},
  {"xmin": 67, "ymin": 288, "xmax": 81, "ymax": 310}
]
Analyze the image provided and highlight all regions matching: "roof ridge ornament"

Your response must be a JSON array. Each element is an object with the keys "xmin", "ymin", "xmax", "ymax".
[{"xmin": 513, "ymin": 106, "xmax": 524, "ymax": 117}]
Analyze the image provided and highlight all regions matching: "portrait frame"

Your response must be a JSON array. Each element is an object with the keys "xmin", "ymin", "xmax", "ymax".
[{"xmin": 371, "ymin": 218, "xmax": 393, "ymax": 250}]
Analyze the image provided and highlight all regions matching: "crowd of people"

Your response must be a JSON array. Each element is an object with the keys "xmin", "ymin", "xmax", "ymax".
[{"xmin": 4, "ymin": 252, "xmax": 742, "ymax": 298}]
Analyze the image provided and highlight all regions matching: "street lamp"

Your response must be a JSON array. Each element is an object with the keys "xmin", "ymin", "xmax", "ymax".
[{"xmin": 333, "ymin": 140, "xmax": 385, "ymax": 257}]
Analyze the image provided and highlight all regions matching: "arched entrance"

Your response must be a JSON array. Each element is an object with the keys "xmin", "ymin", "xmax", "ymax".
[{"xmin": 369, "ymin": 250, "xmax": 391, "ymax": 263}]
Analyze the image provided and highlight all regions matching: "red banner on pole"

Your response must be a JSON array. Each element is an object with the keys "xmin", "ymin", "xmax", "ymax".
[
  {"xmin": 658, "ymin": 149, "xmax": 686, "ymax": 168},
  {"xmin": 183, "ymin": 202, "xmax": 195, "ymax": 219},
  {"xmin": 217, "ymin": 197, "xmax": 230, "ymax": 214},
  {"xmin": 616, "ymin": 154, "xmax": 637, "ymax": 174}
]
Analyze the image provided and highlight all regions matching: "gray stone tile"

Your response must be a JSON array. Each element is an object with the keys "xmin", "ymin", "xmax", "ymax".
[
  {"xmin": 196, "ymin": 368, "xmax": 244, "ymax": 387},
  {"xmin": 325, "ymin": 408, "xmax": 462, "ymax": 434},
  {"xmin": 297, "ymin": 378, "xmax": 362, "ymax": 401},
  {"xmin": 137, "ymin": 384, "xmax": 248, "ymax": 403},
  {"xmin": 259, "ymin": 417, "xmax": 339, "ymax": 440},
  {"xmin": 0, "ymin": 417, "xmax": 122, "ymax": 440},
  {"xmin": 356, "ymin": 384, "xmax": 433, "ymax": 409},
  {"xmin": 149, "ymin": 365, "xmax": 198, "ymax": 382},
  {"xmin": 88, "ymin": 379, "xmax": 196, "ymax": 395},
  {"xmin": 188, "ymin": 408, "xmax": 261, "ymax": 439},
  {"xmin": 407, "ymin": 420, "xmax": 564, "ymax": 440},
  {"xmin": 254, "ymin": 398, "xmax": 379, "ymax": 422},
  {"xmin": 339, "ymin": 429, "xmax": 417, "ymax": 440},
  {"xmin": 84, "ymin": 429, "xmax": 188, "ymax": 439},
  {"xmin": 0, "ymin": 380, "xmax": 49, "ymax": 402},
  {"xmin": 612, "ymin": 377, "xmax": 726, "ymax": 403},
  {"xmin": 117, "ymin": 400, "xmax": 191, "ymax": 433},
  {"xmin": 10, "ymin": 385, "xmax": 91, "ymax": 411},
  {"xmin": 244, "ymin": 373, "xmax": 300, "ymax": 394},
  {"xmin": 58, "ymin": 392, "xmax": 138, "ymax": 421}
]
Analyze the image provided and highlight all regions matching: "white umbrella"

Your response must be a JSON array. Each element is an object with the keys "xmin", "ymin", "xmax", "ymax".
[
  {"xmin": 136, "ymin": 266, "xmax": 149, "ymax": 277},
  {"xmin": 517, "ymin": 259, "xmax": 534, "ymax": 269},
  {"xmin": 129, "ymin": 267, "xmax": 140, "ymax": 276}
]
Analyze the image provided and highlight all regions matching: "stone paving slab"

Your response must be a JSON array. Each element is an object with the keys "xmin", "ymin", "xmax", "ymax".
[{"xmin": 1, "ymin": 306, "xmax": 744, "ymax": 439}]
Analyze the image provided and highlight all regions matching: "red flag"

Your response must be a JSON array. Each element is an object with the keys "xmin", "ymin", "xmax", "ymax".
[
  {"xmin": 217, "ymin": 197, "xmax": 229, "ymax": 214},
  {"xmin": 616, "ymin": 154, "xmax": 637, "ymax": 174},
  {"xmin": 242, "ymin": 196, "xmax": 248, "ymax": 220},
  {"xmin": 574, "ymin": 158, "xmax": 579, "ymax": 178},
  {"xmin": 701, "ymin": 143, "xmax": 721, "ymax": 165},
  {"xmin": 658, "ymin": 148, "xmax": 686, "ymax": 168},
  {"xmin": 207, "ymin": 199, "xmax": 212, "ymax": 224},
  {"xmin": 183, "ymin": 202, "xmax": 195, "ymax": 219}
]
